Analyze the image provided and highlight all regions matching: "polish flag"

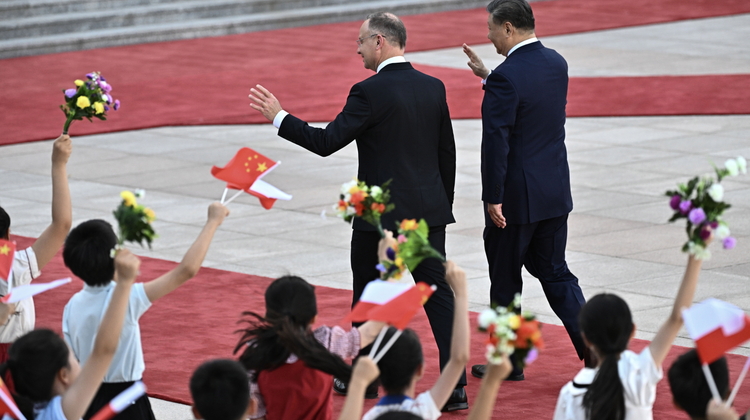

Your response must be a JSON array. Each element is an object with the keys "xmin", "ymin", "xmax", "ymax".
[
  {"xmin": 0, "ymin": 376, "xmax": 25, "ymax": 420},
  {"xmin": 683, "ymin": 298, "xmax": 750, "ymax": 364},
  {"xmin": 0, "ymin": 240, "xmax": 16, "ymax": 283},
  {"xmin": 89, "ymin": 382, "xmax": 147, "ymax": 420},
  {"xmin": 344, "ymin": 281, "xmax": 435, "ymax": 329},
  {"xmin": 1, "ymin": 278, "xmax": 71, "ymax": 304}
]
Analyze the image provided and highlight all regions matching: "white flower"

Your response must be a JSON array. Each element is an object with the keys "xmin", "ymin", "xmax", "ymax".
[
  {"xmin": 715, "ymin": 224, "xmax": 731, "ymax": 240},
  {"xmin": 134, "ymin": 188, "xmax": 146, "ymax": 199},
  {"xmin": 486, "ymin": 345, "xmax": 503, "ymax": 364},
  {"xmin": 737, "ymin": 156, "xmax": 747, "ymax": 174},
  {"xmin": 340, "ymin": 179, "xmax": 357, "ymax": 195},
  {"xmin": 688, "ymin": 242, "xmax": 712, "ymax": 260},
  {"xmin": 478, "ymin": 309, "xmax": 497, "ymax": 329},
  {"xmin": 370, "ymin": 186, "xmax": 383, "ymax": 200},
  {"xmin": 707, "ymin": 183, "xmax": 724, "ymax": 202},
  {"xmin": 725, "ymin": 159, "xmax": 739, "ymax": 176}
]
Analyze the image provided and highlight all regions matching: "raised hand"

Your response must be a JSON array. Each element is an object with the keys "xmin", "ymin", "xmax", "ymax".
[
  {"xmin": 463, "ymin": 43, "xmax": 491, "ymax": 79},
  {"xmin": 52, "ymin": 134, "xmax": 72, "ymax": 165},
  {"xmin": 207, "ymin": 202, "xmax": 230, "ymax": 225},
  {"xmin": 249, "ymin": 84, "xmax": 283, "ymax": 121}
]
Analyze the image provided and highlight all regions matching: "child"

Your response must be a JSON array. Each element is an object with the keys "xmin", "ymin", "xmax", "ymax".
[
  {"xmin": 0, "ymin": 134, "xmax": 72, "ymax": 361},
  {"xmin": 190, "ymin": 359, "xmax": 256, "ymax": 420},
  {"xmin": 553, "ymin": 253, "xmax": 705, "ymax": 420},
  {"xmin": 668, "ymin": 349, "xmax": 749, "ymax": 420},
  {"xmin": 62, "ymin": 202, "xmax": 229, "ymax": 420},
  {"xmin": 234, "ymin": 275, "xmax": 385, "ymax": 420},
  {"xmin": 0, "ymin": 249, "xmax": 139, "ymax": 420},
  {"xmin": 362, "ymin": 260, "xmax": 469, "ymax": 420},
  {"xmin": 337, "ymin": 356, "xmax": 380, "ymax": 420},
  {"xmin": 465, "ymin": 354, "xmax": 512, "ymax": 420}
]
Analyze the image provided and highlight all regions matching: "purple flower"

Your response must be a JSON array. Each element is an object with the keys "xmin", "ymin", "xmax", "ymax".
[
  {"xmin": 104, "ymin": 105, "xmax": 110, "ymax": 111},
  {"xmin": 688, "ymin": 208, "xmax": 706, "ymax": 225},
  {"xmin": 700, "ymin": 225, "xmax": 712, "ymax": 241},
  {"xmin": 64, "ymin": 88, "xmax": 77, "ymax": 98},
  {"xmin": 524, "ymin": 348, "xmax": 539, "ymax": 364},
  {"xmin": 710, "ymin": 221, "xmax": 719, "ymax": 229},
  {"xmin": 113, "ymin": 99, "xmax": 120, "ymax": 110},
  {"xmin": 723, "ymin": 237, "xmax": 737, "ymax": 250},
  {"xmin": 669, "ymin": 195, "xmax": 681, "ymax": 210},
  {"xmin": 100, "ymin": 81, "xmax": 112, "ymax": 92},
  {"xmin": 375, "ymin": 263, "xmax": 387, "ymax": 273},
  {"xmin": 679, "ymin": 200, "xmax": 693, "ymax": 215},
  {"xmin": 86, "ymin": 72, "xmax": 96, "ymax": 79},
  {"xmin": 104, "ymin": 94, "xmax": 112, "ymax": 104},
  {"xmin": 386, "ymin": 247, "xmax": 396, "ymax": 261},
  {"xmin": 99, "ymin": 75, "xmax": 106, "ymax": 82}
]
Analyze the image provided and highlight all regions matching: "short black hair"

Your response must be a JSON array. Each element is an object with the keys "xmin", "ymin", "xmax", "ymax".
[
  {"xmin": 366, "ymin": 12, "xmax": 407, "ymax": 49},
  {"xmin": 668, "ymin": 349, "xmax": 729, "ymax": 419},
  {"xmin": 63, "ymin": 219, "xmax": 118, "ymax": 286},
  {"xmin": 375, "ymin": 412, "xmax": 424, "ymax": 420},
  {"xmin": 0, "ymin": 206, "xmax": 10, "ymax": 239},
  {"xmin": 190, "ymin": 359, "xmax": 250, "ymax": 420},
  {"xmin": 487, "ymin": 0, "xmax": 535, "ymax": 31},
  {"xmin": 375, "ymin": 327, "xmax": 423, "ymax": 394}
]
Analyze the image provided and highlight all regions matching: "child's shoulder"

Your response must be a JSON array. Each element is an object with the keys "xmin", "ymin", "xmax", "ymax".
[{"xmin": 34, "ymin": 395, "xmax": 65, "ymax": 420}]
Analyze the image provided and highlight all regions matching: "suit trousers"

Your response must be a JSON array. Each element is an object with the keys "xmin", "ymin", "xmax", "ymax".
[
  {"xmin": 351, "ymin": 226, "xmax": 467, "ymax": 387},
  {"xmin": 484, "ymin": 213, "xmax": 586, "ymax": 360}
]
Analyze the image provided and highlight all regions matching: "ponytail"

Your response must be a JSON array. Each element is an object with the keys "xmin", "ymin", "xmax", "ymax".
[
  {"xmin": 579, "ymin": 294, "xmax": 633, "ymax": 420},
  {"xmin": 0, "ymin": 363, "xmax": 33, "ymax": 420},
  {"xmin": 234, "ymin": 276, "xmax": 352, "ymax": 381}
]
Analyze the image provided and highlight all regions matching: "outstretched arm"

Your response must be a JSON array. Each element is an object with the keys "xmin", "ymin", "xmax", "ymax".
[
  {"xmin": 61, "ymin": 250, "xmax": 139, "ymax": 420},
  {"xmin": 32, "ymin": 134, "xmax": 73, "ymax": 269},
  {"xmin": 337, "ymin": 357, "xmax": 380, "ymax": 420},
  {"xmin": 143, "ymin": 202, "xmax": 228, "ymax": 302},
  {"xmin": 467, "ymin": 355, "xmax": 512, "ymax": 420},
  {"xmin": 429, "ymin": 261, "xmax": 470, "ymax": 408},
  {"xmin": 649, "ymin": 255, "xmax": 703, "ymax": 366}
]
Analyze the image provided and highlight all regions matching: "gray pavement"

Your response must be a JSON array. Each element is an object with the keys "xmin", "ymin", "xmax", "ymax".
[{"xmin": 2, "ymin": 14, "xmax": 749, "ymax": 419}]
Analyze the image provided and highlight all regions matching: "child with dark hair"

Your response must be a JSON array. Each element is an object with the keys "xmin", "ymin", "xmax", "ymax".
[
  {"xmin": 0, "ymin": 249, "xmax": 139, "ymax": 420},
  {"xmin": 0, "ymin": 134, "xmax": 72, "ymax": 361},
  {"xmin": 668, "ymin": 349, "xmax": 749, "ymax": 420},
  {"xmin": 63, "ymin": 202, "xmax": 229, "ymax": 420},
  {"xmin": 235, "ymin": 275, "xmax": 385, "ymax": 420},
  {"xmin": 361, "ymin": 260, "xmax": 469, "ymax": 420},
  {"xmin": 190, "ymin": 359, "xmax": 256, "ymax": 420},
  {"xmin": 554, "ymin": 253, "xmax": 706, "ymax": 420}
]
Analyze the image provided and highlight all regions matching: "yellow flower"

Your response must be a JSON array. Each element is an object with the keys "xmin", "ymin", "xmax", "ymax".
[
  {"xmin": 400, "ymin": 219, "xmax": 419, "ymax": 231},
  {"xmin": 143, "ymin": 208, "xmax": 156, "ymax": 222},
  {"xmin": 395, "ymin": 257, "xmax": 404, "ymax": 269},
  {"xmin": 76, "ymin": 96, "xmax": 91, "ymax": 109},
  {"xmin": 74, "ymin": 80, "xmax": 84, "ymax": 86},
  {"xmin": 508, "ymin": 315, "xmax": 521, "ymax": 330},
  {"xmin": 93, "ymin": 102, "xmax": 104, "ymax": 114},
  {"xmin": 120, "ymin": 190, "xmax": 137, "ymax": 207}
]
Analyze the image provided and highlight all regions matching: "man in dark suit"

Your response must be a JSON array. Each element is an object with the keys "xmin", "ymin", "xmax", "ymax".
[
  {"xmin": 463, "ymin": 0, "xmax": 588, "ymax": 380},
  {"xmin": 248, "ymin": 12, "xmax": 467, "ymax": 410}
]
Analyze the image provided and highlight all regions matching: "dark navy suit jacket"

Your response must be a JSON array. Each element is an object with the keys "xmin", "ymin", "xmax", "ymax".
[
  {"xmin": 279, "ymin": 62, "xmax": 456, "ymax": 232},
  {"xmin": 481, "ymin": 41, "xmax": 573, "ymax": 226}
]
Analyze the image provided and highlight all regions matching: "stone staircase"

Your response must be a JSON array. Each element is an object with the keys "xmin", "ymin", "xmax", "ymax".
[{"xmin": 0, "ymin": 0, "xmax": 489, "ymax": 59}]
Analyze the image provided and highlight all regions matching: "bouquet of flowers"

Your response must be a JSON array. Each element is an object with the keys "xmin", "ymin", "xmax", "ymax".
[
  {"xmin": 61, "ymin": 72, "xmax": 120, "ymax": 134},
  {"xmin": 665, "ymin": 156, "xmax": 746, "ymax": 260},
  {"xmin": 377, "ymin": 219, "xmax": 445, "ymax": 280},
  {"xmin": 335, "ymin": 178, "xmax": 394, "ymax": 236},
  {"xmin": 477, "ymin": 294, "xmax": 544, "ymax": 368},
  {"xmin": 112, "ymin": 190, "xmax": 157, "ymax": 249}
]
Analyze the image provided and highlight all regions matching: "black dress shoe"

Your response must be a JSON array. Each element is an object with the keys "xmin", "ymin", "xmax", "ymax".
[
  {"xmin": 332, "ymin": 377, "xmax": 379, "ymax": 399},
  {"xmin": 470, "ymin": 364, "xmax": 525, "ymax": 381},
  {"xmin": 441, "ymin": 387, "xmax": 469, "ymax": 412}
]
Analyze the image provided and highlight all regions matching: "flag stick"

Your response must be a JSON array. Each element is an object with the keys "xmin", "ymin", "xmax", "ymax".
[
  {"xmin": 726, "ymin": 357, "xmax": 750, "ymax": 407},
  {"xmin": 703, "ymin": 363, "xmax": 723, "ymax": 402},
  {"xmin": 373, "ymin": 329, "xmax": 402, "ymax": 363},
  {"xmin": 369, "ymin": 326, "xmax": 388, "ymax": 359},
  {"xmin": 223, "ymin": 190, "xmax": 244, "ymax": 205},
  {"xmin": 220, "ymin": 188, "xmax": 228, "ymax": 204}
]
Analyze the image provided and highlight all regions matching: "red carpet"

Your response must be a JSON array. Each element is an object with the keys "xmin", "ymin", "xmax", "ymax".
[
  {"xmin": 2, "ymin": 0, "xmax": 750, "ymax": 146},
  {"xmin": 13, "ymin": 235, "xmax": 750, "ymax": 418}
]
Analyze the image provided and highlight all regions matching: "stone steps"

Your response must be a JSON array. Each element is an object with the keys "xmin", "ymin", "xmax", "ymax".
[{"xmin": 0, "ymin": 0, "xmax": 488, "ymax": 58}]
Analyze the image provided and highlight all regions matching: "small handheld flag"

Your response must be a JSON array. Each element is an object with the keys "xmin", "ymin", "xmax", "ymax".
[
  {"xmin": 0, "ymin": 376, "xmax": 26, "ymax": 420},
  {"xmin": 1, "ymin": 278, "xmax": 71, "ymax": 304},
  {"xmin": 0, "ymin": 240, "xmax": 17, "ymax": 285},
  {"xmin": 212, "ymin": 147, "xmax": 291, "ymax": 208},
  {"xmin": 89, "ymin": 381, "xmax": 146, "ymax": 420}
]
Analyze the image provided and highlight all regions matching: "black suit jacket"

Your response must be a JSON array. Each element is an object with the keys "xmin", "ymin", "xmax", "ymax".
[
  {"xmin": 481, "ymin": 41, "xmax": 573, "ymax": 226},
  {"xmin": 279, "ymin": 62, "xmax": 456, "ymax": 232}
]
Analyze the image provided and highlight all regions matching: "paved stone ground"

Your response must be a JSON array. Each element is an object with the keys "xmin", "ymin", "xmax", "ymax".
[{"xmin": 1, "ymin": 14, "xmax": 749, "ymax": 419}]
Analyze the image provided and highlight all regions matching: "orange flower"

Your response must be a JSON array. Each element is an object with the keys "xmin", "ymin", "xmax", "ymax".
[
  {"xmin": 354, "ymin": 202, "xmax": 365, "ymax": 216},
  {"xmin": 338, "ymin": 200, "xmax": 348, "ymax": 211},
  {"xmin": 371, "ymin": 202, "xmax": 385, "ymax": 213},
  {"xmin": 350, "ymin": 191, "xmax": 367, "ymax": 206},
  {"xmin": 400, "ymin": 219, "xmax": 418, "ymax": 231},
  {"xmin": 514, "ymin": 320, "xmax": 541, "ymax": 349}
]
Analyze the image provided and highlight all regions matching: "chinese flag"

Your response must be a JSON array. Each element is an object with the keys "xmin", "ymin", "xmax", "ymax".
[
  {"xmin": 0, "ymin": 376, "xmax": 25, "ymax": 420},
  {"xmin": 366, "ymin": 282, "xmax": 436, "ymax": 330},
  {"xmin": 0, "ymin": 240, "xmax": 16, "ymax": 282},
  {"xmin": 211, "ymin": 147, "xmax": 277, "ymax": 190}
]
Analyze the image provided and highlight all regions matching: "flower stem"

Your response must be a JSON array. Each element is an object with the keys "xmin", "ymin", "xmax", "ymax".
[{"xmin": 62, "ymin": 114, "xmax": 74, "ymax": 135}]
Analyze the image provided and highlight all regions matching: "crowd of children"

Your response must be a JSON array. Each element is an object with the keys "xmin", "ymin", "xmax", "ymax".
[{"xmin": 0, "ymin": 134, "xmax": 748, "ymax": 420}]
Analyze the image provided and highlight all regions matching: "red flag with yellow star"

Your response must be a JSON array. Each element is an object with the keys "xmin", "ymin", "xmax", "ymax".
[
  {"xmin": 211, "ymin": 147, "xmax": 277, "ymax": 190},
  {"xmin": 0, "ymin": 240, "xmax": 16, "ymax": 283}
]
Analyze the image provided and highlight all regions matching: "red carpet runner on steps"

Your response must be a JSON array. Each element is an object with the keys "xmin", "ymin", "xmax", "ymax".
[
  {"xmin": 2, "ymin": 0, "xmax": 750, "ymax": 145},
  {"xmin": 14, "ymin": 235, "xmax": 750, "ymax": 419}
]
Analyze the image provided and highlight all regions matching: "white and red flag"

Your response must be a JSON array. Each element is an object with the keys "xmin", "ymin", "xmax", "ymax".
[
  {"xmin": 89, "ymin": 381, "xmax": 146, "ymax": 420},
  {"xmin": 0, "ymin": 376, "xmax": 25, "ymax": 420},
  {"xmin": 683, "ymin": 298, "xmax": 750, "ymax": 365},
  {"xmin": 344, "ymin": 280, "xmax": 412, "ymax": 325}
]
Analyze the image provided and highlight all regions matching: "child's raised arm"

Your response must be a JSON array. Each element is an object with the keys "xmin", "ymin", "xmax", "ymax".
[
  {"xmin": 467, "ymin": 355, "xmax": 512, "ymax": 420},
  {"xmin": 61, "ymin": 249, "xmax": 139, "ymax": 420},
  {"xmin": 649, "ymin": 254, "xmax": 703, "ymax": 366},
  {"xmin": 429, "ymin": 260, "xmax": 470, "ymax": 408},
  {"xmin": 32, "ymin": 134, "xmax": 73, "ymax": 269},
  {"xmin": 337, "ymin": 357, "xmax": 380, "ymax": 420},
  {"xmin": 144, "ymin": 202, "xmax": 228, "ymax": 302}
]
